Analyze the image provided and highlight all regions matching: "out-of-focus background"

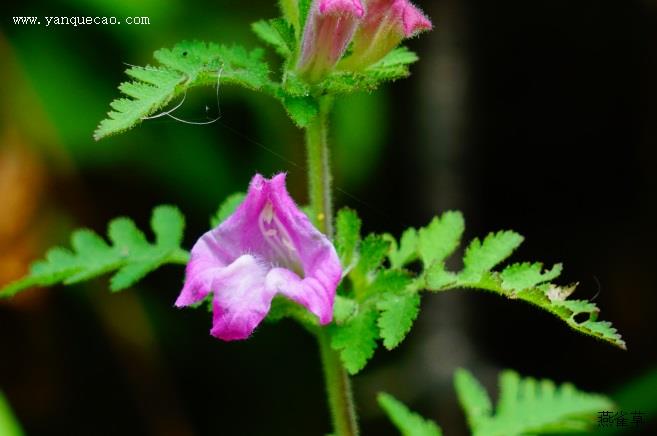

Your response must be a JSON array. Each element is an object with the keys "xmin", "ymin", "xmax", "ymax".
[{"xmin": 1, "ymin": 0, "xmax": 656, "ymax": 434}]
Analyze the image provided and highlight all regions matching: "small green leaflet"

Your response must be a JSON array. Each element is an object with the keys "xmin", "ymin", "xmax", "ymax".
[
  {"xmin": 251, "ymin": 19, "xmax": 296, "ymax": 58},
  {"xmin": 387, "ymin": 228, "xmax": 419, "ymax": 269},
  {"xmin": 417, "ymin": 211, "xmax": 464, "ymax": 267},
  {"xmin": 454, "ymin": 368, "xmax": 614, "ymax": 436},
  {"xmin": 500, "ymin": 262, "xmax": 563, "ymax": 290},
  {"xmin": 0, "ymin": 206, "xmax": 189, "ymax": 297},
  {"xmin": 329, "ymin": 308, "xmax": 379, "ymax": 374},
  {"xmin": 459, "ymin": 231, "xmax": 524, "ymax": 282},
  {"xmin": 277, "ymin": 0, "xmax": 300, "ymax": 36},
  {"xmin": 280, "ymin": 95, "xmax": 319, "ymax": 128},
  {"xmin": 377, "ymin": 291, "xmax": 420, "ymax": 350},
  {"xmin": 350, "ymin": 234, "xmax": 390, "ymax": 291},
  {"xmin": 454, "ymin": 368, "xmax": 492, "ymax": 430},
  {"xmin": 331, "ymin": 270, "xmax": 415, "ymax": 373},
  {"xmin": 378, "ymin": 393, "xmax": 442, "ymax": 436},
  {"xmin": 321, "ymin": 47, "xmax": 420, "ymax": 95},
  {"xmin": 334, "ymin": 208, "xmax": 362, "ymax": 272}
]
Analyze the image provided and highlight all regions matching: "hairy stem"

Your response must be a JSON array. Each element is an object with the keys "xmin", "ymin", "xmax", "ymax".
[
  {"xmin": 305, "ymin": 97, "xmax": 359, "ymax": 436},
  {"xmin": 305, "ymin": 97, "xmax": 334, "ymax": 237},
  {"xmin": 317, "ymin": 328, "xmax": 359, "ymax": 436}
]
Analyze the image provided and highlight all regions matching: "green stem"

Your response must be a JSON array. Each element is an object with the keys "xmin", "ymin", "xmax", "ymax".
[
  {"xmin": 305, "ymin": 97, "xmax": 359, "ymax": 436},
  {"xmin": 317, "ymin": 328, "xmax": 359, "ymax": 436},
  {"xmin": 305, "ymin": 97, "xmax": 334, "ymax": 237}
]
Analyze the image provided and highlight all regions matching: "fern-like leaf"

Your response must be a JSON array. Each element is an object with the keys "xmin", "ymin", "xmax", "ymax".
[
  {"xmin": 0, "ymin": 206, "xmax": 189, "ymax": 297},
  {"xmin": 95, "ymin": 41, "xmax": 276, "ymax": 140},
  {"xmin": 419, "ymin": 213, "xmax": 625, "ymax": 349},
  {"xmin": 455, "ymin": 368, "xmax": 614, "ymax": 436}
]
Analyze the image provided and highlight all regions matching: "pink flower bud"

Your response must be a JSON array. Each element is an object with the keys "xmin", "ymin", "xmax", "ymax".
[
  {"xmin": 344, "ymin": 0, "xmax": 432, "ymax": 70},
  {"xmin": 297, "ymin": 0, "xmax": 365, "ymax": 83}
]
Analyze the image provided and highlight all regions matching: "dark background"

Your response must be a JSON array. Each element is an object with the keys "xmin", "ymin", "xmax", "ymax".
[{"xmin": 1, "ymin": 0, "xmax": 656, "ymax": 434}]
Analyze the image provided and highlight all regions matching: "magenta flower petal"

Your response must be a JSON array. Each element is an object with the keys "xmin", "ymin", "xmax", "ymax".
[
  {"xmin": 297, "ymin": 0, "xmax": 365, "ymax": 83},
  {"xmin": 343, "ymin": 0, "xmax": 432, "ymax": 70},
  {"xmin": 176, "ymin": 173, "xmax": 342, "ymax": 341}
]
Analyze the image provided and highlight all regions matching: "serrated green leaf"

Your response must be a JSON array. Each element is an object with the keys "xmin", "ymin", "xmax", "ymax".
[
  {"xmin": 1, "ymin": 205, "xmax": 189, "ymax": 297},
  {"xmin": 388, "ymin": 228, "xmax": 418, "ymax": 269},
  {"xmin": 351, "ymin": 235, "xmax": 391, "ymax": 294},
  {"xmin": 410, "ymin": 211, "xmax": 624, "ymax": 349},
  {"xmin": 323, "ymin": 47, "xmax": 420, "ymax": 95},
  {"xmin": 377, "ymin": 291, "xmax": 420, "ymax": 349},
  {"xmin": 460, "ymin": 231, "xmax": 524, "ymax": 282},
  {"xmin": 501, "ymin": 262, "xmax": 562, "ymax": 291},
  {"xmin": 280, "ymin": 95, "xmax": 319, "ymax": 127},
  {"xmin": 95, "ymin": 42, "xmax": 275, "ymax": 140},
  {"xmin": 456, "ymin": 270, "xmax": 626, "ymax": 348},
  {"xmin": 368, "ymin": 269, "xmax": 413, "ymax": 296},
  {"xmin": 378, "ymin": 393, "xmax": 442, "ymax": 436},
  {"xmin": 455, "ymin": 369, "xmax": 614, "ymax": 436},
  {"xmin": 282, "ymin": 71, "xmax": 311, "ymax": 96},
  {"xmin": 371, "ymin": 47, "xmax": 419, "ymax": 70},
  {"xmin": 329, "ymin": 308, "xmax": 379, "ymax": 374},
  {"xmin": 425, "ymin": 262, "xmax": 457, "ymax": 291},
  {"xmin": 278, "ymin": 0, "xmax": 300, "ymax": 34},
  {"xmin": 210, "ymin": 192, "xmax": 246, "ymax": 228},
  {"xmin": 333, "ymin": 295, "xmax": 358, "ymax": 324},
  {"xmin": 298, "ymin": 0, "xmax": 312, "ymax": 32},
  {"xmin": 335, "ymin": 208, "xmax": 362, "ymax": 271},
  {"xmin": 454, "ymin": 368, "xmax": 493, "ymax": 430},
  {"xmin": 252, "ymin": 19, "xmax": 295, "ymax": 57},
  {"xmin": 418, "ymin": 211, "xmax": 464, "ymax": 268}
]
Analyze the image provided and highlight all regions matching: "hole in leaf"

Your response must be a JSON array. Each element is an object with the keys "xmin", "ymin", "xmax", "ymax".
[
  {"xmin": 182, "ymin": 51, "xmax": 188, "ymax": 57},
  {"xmin": 404, "ymin": 260, "xmax": 423, "ymax": 274},
  {"xmin": 573, "ymin": 312, "xmax": 590, "ymax": 324}
]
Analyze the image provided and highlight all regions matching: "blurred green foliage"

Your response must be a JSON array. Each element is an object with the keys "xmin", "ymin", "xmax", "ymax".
[{"xmin": 0, "ymin": 392, "xmax": 23, "ymax": 436}]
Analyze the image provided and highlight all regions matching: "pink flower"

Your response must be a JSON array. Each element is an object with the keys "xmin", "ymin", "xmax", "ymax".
[
  {"xmin": 176, "ymin": 174, "xmax": 342, "ymax": 341},
  {"xmin": 297, "ymin": 0, "xmax": 365, "ymax": 83},
  {"xmin": 343, "ymin": 0, "xmax": 432, "ymax": 69}
]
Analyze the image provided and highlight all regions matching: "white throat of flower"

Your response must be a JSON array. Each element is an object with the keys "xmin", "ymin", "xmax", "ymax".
[{"xmin": 258, "ymin": 202, "xmax": 304, "ymax": 276}]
